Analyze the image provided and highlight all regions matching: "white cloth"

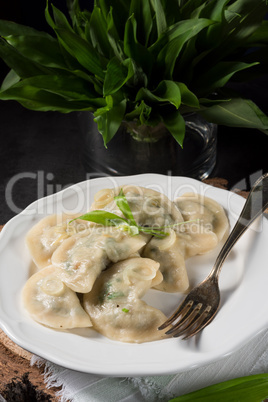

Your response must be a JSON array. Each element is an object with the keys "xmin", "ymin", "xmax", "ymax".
[{"xmin": 31, "ymin": 328, "xmax": 268, "ymax": 402}]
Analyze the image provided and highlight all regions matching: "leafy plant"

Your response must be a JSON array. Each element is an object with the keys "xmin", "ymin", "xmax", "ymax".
[{"xmin": 0, "ymin": 0, "xmax": 268, "ymax": 146}]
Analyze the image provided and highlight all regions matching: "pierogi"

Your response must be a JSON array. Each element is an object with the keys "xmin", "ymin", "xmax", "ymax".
[
  {"xmin": 91, "ymin": 185, "xmax": 184, "ymax": 228},
  {"xmin": 143, "ymin": 193, "xmax": 229, "ymax": 292},
  {"xmin": 174, "ymin": 193, "xmax": 229, "ymax": 242},
  {"xmin": 26, "ymin": 213, "xmax": 91, "ymax": 269},
  {"xmin": 22, "ymin": 184, "xmax": 229, "ymax": 343},
  {"xmin": 22, "ymin": 265, "xmax": 92, "ymax": 329},
  {"xmin": 83, "ymin": 258, "xmax": 167, "ymax": 343},
  {"xmin": 51, "ymin": 226, "xmax": 148, "ymax": 293}
]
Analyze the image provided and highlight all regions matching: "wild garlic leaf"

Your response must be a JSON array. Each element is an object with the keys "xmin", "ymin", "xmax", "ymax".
[
  {"xmin": 1, "ymin": 0, "xmax": 268, "ymax": 142},
  {"xmin": 177, "ymin": 83, "xmax": 199, "ymax": 109},
  {"xmin": 124, "ymin": 14, "xmax": 154, "ymax": 77},
  {"xmin": 103, "ymin": 57, "xmax": 134, "ymax": 96},
  {"xmin": 129, "ymin": 0, "xmax": 152, "ymax": 47},
  {"xmin": 0, "ymin": 83, "xmax": 95, "ymax": 112},
  {"xmin": 114, "ymin": 189, "xmax": 137, "ymax": 227},
  {"xmin": 195, "ymin": 61, "xmax": 259, "ymax": 96},
  {"xmin": 155, "ymin": 19, "xmax": 215, "ymax": 79},
  {"xmin": 71, "ymin": 210, "xmax": 128, "ymax": 226},
  {"xmin": 1, "ymin": 69, "xmax": 20, "ymax": 91},
  {"xmin": 0, "ymin": 38, "xmax": 51, "ymax": 78},
  {"xmin": 88, "ymin": 7, "xmax": 112, "ymax": 58},
  {"xmin": 169, "ymin": 373, "xmax": 268, "ymax": 402},
  {"xmin": 94, "ymin": 97, "xmax": 127, "ymax": 146},
  {"xmin": 0, "ymin": 19, "xmax": 52, "ymax": 38},
  {"xmin": 51, "ymin": 4, "xmax": 75, "ymax": 31},
  {"xmin": 136, "ymin": 80, "xmax": 182, "ymax": 109},
  {"xmin": 2, "ymin": 75, "xmax": 105, "ymax": 105},
  {"xmin": 199, "ymin": 98, "xmax": 268, "ymax": 133},
  {"xmin": 4, "ymin": 35, "xmax": 68, "ymax": 69},
  {"xmin": 55, "ymin": 28, "xmax": 106, "ymax": 79},
  {"xmin": 161, "ymin": 110, "xmax": 186, "ymax": 147},
  {"xmin": 151, "ymin": 0, "xmax": 167, "ymax": 38}
]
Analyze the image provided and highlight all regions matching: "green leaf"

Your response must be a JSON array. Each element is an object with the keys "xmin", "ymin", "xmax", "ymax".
[
  {"xmin": 151, "ymin": 19, "xmax": 215, "ymax": 78},
  {"xmin": 124, "ymin": 14, "xmax": 154, "ymax": 76},
  {"xmin": 114, "ymin": 189, "xmax": 137, "ymax": 226},
  {"xmin": 0, "ymin": 84, "xmax": 95, "ymax": 112},
  {"xmin": 4, "ymin": 35, "xmax": 68, "ymax": 69},
  {"xmin": 67, "ymin": 0, "xmax": 81, "ymax": 26},
  {"xmin": 195, "ymin": 61, "xmax": 259, "ymax": 96},
  {"xmin": 0, "ymin": 38, "xmax": 51, "ymax": 78},
  {"xmin": 55, "ymin": 28, "xmax": 105, "ymax": 78},
  {"xmin": 179, "ymin": 0, "xmax": 207, "ymax": 19},
  {"xmin": 129, "ymin": 0, "xmax": 153, "ymax": 46},
  {"xmin": 199, "ymin": 0, "xmax": 231, "ymax": 21},
  {"xmin": 169, "ymin": 373, "xmax": 268, "ymax": 402},
  {"xmin": 150, "ymin": 0, "xmax": 167, "ymax": 37},
  {"xmin": 124, "ymin": 100, "xmax": 152, "ymax": 124},
  {"xmin": 207, "ymin": 0, "xmax": 267, "ymax": 63},
  {"xmin": 177, "ymin": 83, "xmax": 199, "ymax": 108},
  {"xmin": 1, "ymin": 69, "xmax": 20, "ymax": 91},
  {"xmin": 197, "ymin": 0, "xmax": 232, "ymax": 47},
  {"xmin": 88, "ymin": 7, "xmax": 112, "ymax": 57},
  {"xmin": 2, "ymin": 74, "xmax": 105, "ymax": 106},
  {"xmin": 244, "ymin": 20, "xmax": 268, "ymax": 46},
  {"xmin": 52, "ymin": 4, "xmax": 74, "ymax": 31},
  {"xmin": 106, "ymin": 8, "xmax": 125, "ymax": 61},
  {"xmin": 136, "ymin": 80, "xmax": 181, "ymax": 109},
  {"xmin": 199, "ymin": 98, "xmax": 268, "ymax": 133},
  {"xmin": 161, "ymin": 110, "xmax": 186, "ymax": 147},
  {"xmin": 103, "ymin": 57, "xmax": 134, "ymax": 96},
  {"xmin": 96, "ymin": 0, "xmax": 131, "ymax": 37},
  {"xmin": 71, "ymin": 210, "xmax": 128, "ymax": 226},
  {"xmin": 94, "ymin": 96, "xmax": 127, "ymax": 146},
  {"xmin": 0, "ymin": 19, "xmax": 51, "ymax": 38}
]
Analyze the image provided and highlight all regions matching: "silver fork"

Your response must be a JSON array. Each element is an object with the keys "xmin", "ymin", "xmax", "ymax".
[{"xmin": 158, "ymin": 173, "xmax": 268, "ymax": 339}]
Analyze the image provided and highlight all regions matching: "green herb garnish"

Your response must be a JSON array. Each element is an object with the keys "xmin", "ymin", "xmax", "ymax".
[
  {"xmin": 169, "ymin": 373, "xmax": 268, "ymax": 402},
  {"xmin": 122, "ymin": 308, "xmax": 129, "ymax": 313},
  {"xmin": 71, "ymin": 189, "xmax": 187, "ymax": 237},
  {"xmin": 0, "ymin": 0, "xmax": 268, "ymax": 146}
]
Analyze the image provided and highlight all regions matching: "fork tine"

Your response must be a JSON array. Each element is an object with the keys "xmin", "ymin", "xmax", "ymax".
[
  {"xmin": 158, "ymin": 299, "xmax": 193, "ymax": 331},
  {"xmin": 182, "ymin": 307, "xmax": 216, "ymax": 340},
  {"xmin": 172, "ymin": 305, "xmax": 212, "ymax": 338},
  {"xmin": 166, "ymin": 302, "xmax": 203, "ymax": 336}
]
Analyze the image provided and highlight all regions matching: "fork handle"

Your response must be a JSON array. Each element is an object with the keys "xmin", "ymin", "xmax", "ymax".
[{"xmin": 209, "ymin": 173, "xmax": 268, "ymax": 280}]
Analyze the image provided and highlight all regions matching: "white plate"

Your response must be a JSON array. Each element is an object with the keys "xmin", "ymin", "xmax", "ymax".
[{"xmin": 0, "ymin": 174, "xmax": 268, "ymax": 376}]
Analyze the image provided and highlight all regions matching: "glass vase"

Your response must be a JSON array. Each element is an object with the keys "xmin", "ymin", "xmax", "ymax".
[{"xmin": 79, "ymin": 112, "xmax": 217, "ymax": 180}]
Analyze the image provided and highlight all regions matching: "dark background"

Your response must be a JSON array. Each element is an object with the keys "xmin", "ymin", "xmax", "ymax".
[{"xmin": 0, "ymin": 1, "xmax": 268, "ymax": 224}]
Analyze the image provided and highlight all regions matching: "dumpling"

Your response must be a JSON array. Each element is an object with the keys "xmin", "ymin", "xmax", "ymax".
[
  {"xmin": 144, "ymin": 193, "xmax": 229, "ymax": 292},
  {"xmin": 91, "ymin": 185, "xmax": 184, "ymax": 228},
  {"xmin": 174, "ymin": 193, "xmax": 229, "ymax": 242},
  {"xmin": 22, "ymin": 265, "xmax": 92, "ymax": 329},
  {"xmin": 83, "ymin": 257, "xmax": 168, "ymax": 343},
  {"xmin": 26, "ymin": 214, "xmax": 91, "ymax": 269},
  {"xmin": 143, "ymin": 229, "xmax": 189, "ymax": 293},
  {"xmin": 51, "ymin": 226, "xmax": 148, "ymax": 293}
]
